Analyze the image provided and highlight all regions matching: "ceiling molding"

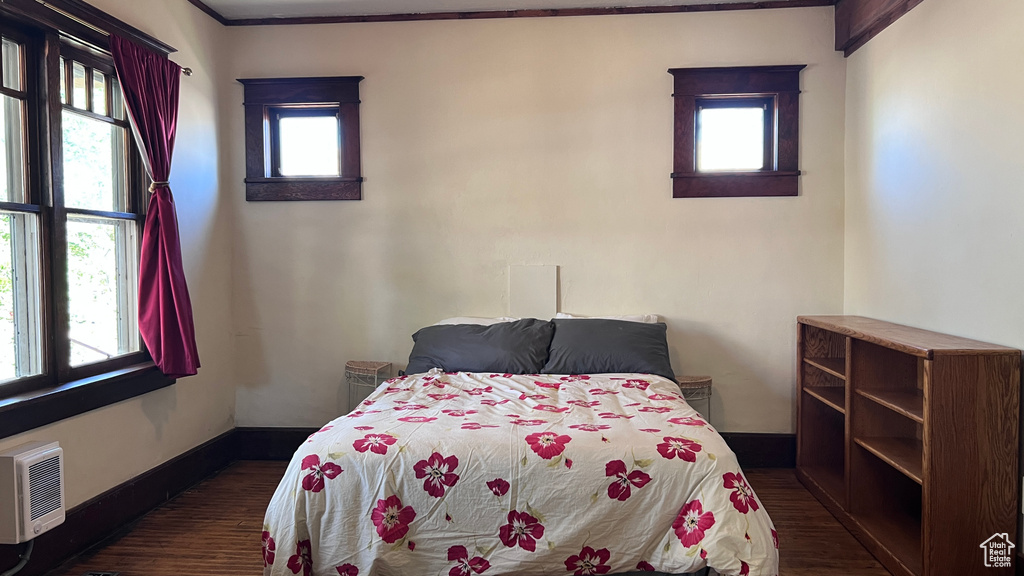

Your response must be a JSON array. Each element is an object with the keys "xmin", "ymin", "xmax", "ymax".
[
  {"xmin": 835, "ymin": 0, "xmax": 924, "ymax": 56},
  {"xmin": 187, "ymin": 0, "xmax": 231, "ymax": 25},
  {"xmin": 187, "ymin": 0, "xmax": 835, "ymax": 26}
]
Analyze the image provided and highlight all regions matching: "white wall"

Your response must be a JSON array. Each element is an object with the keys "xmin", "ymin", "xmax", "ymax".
[
  {"xmin": 844, "ymin": 0, "xmax": 1024, "ymax": 349},
  {"xmin": 227, "ymin": 7, "xmax": 847, "ymax": 434},
  {"xmin": 0, "ymin": 1, "xmax": 234, "ymax": 509}
]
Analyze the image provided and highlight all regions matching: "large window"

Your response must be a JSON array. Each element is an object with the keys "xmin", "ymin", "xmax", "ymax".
[
  {"xmin": 0, "ymin": 14, "xmax": 152, "ymax": 402},
  {"xmin": 59, "ymin": 50, "xmax": 140, "ymax": 367}
]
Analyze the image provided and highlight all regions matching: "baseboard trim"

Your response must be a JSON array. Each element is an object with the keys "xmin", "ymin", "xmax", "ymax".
[
  {"xmin": 0, "ymin": 427, "xmax": 792, "ymax": 575},
  {"xmin": 0, "ymin": 428, "xmax": 236, "ymax": 576},
  {"xmin": 234, "ymin": 426, "xmax": 318, "ymax": 460},
  {"xmin": 720, "ymin": 432, "xmax": 796, "ymax": 468}
]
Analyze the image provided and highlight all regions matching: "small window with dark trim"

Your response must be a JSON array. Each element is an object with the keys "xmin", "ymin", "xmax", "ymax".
[
  {"xmin": 669, "ymin": 65, "xmax": 805, "ymax": 198},
  {"xmin": 270, "ymin": 107, "xmax": 341, "ymax": 177},
  {"xmin": 239, "ymin": 76, "xmax": 363, "ymax": 201}
]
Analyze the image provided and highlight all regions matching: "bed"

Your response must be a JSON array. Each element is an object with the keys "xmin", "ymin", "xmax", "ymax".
[{"xmin": 261, "ymin": 368, "xmax": 779, "ymax": 576}]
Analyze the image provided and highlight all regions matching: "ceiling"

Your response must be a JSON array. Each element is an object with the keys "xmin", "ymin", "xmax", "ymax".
[{"xmin": 200, "ymin": 0, "xmax": 795, "ymax": 20}]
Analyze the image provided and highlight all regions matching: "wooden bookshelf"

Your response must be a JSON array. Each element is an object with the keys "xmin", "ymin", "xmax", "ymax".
[
  {"xmin": 804, "ymin": 386, "xmax": 845, "ymax": 413},
  {"xmin": 796, "ymin": 316, "xmax": 1019, "ymax": 576}
]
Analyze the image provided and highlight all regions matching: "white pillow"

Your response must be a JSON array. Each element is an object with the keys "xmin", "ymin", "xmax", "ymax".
[
  {"xmin": 434, "ymin": 316, "xmax": 520, "ymax": 326},
  {"xmin": 555, "ymin": 312, "xmax": 660, "ymax": 324}
]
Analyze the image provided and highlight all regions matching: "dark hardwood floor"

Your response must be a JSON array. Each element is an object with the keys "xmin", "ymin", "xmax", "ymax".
[{"xmin": 50, "ymin": 463, "xmax": 889, "ymax": 576}]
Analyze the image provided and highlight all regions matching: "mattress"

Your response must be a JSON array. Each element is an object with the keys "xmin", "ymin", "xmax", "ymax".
[{"xmin": 262, "ymin": 370, "xmax": 778, "ymax": 576}]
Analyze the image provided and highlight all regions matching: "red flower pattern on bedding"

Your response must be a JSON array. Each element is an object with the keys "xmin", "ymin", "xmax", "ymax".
[
  {"xmin": 300, "ymin": 455, "xmax": 343, "ymax": 493},
  {"xmin": 448, "ymin": 545, "xmax": 491, "ymax": 576},
  {"xmin": 564, "ymin": 546, "xmax": 611, "ymax": 575},
  {"xmin": 622, "ymin": 379, "xmax": 649, "ymax": 390},
  {"xmin": 414, "ymin": 452, "xmax": 460, "ymax": 497},
  {"xmin": 605, "ymin": 460, "xmax": 652, "ymax": 501},
  {"xmin": 667, "ymin": 416, "xmax": 707, "ymax": 426},
  {"xmin": 520, "ymin": 393, "xmax": 549, "ymax": 401},
  {"xmin": 723, "ymin": 472, "xmax": 759, "ymax": 514},
  {"xmin": 499, "ymin": 510, "xmax": 545, "ymax": 551},
  {"xmin": 462, "ymin": 422, "xmax": 499, "ymax": 430},
  {"xmin": 533, "ymin": 404, "xmax": 570, "ymax": 413},
  {"xmin": 487, "ymin": 478, "xmax": 510, "ymax": 496},
  {"xmin": 657, "ymin": 437, "xmax": 702, "ymax": 462},
  {"xmin": 353, "ymin": 433, "xmax": 397, "ymax": 455},
  {"xmin": 429, "ymin": 394, "xmax": 460, "ymax": 401},
  {"xmin": 287, "ymin": 539, "xmax": 313, "ymax": 576},
  {"xmin": 398, "ymin": 416, "xmax": 437, "ymax": 423},
  {"xmin": 672, "ymin": 499, "xmax": 715, "ymax": 547},
  {"xmin": 371, "ymin": 495, "xmax": 416, "ymax": 543},
  {"xmin": 525, "ymin": 431, "xmax": 572, "ymax": 459},
  {"xmin": 648, "ymin": 393, "xmax": 681, "ymax": 401},
  {"xmin": 262, "ymin": 531, "xmax": 276, "ymax": 566},
  {"xmin": 569, "ymin": 423, "xmax": 610, "ymax": 432},
  {"xmin": 598, "ymin": 412, "xmax": 633, "ymax": 419},
  {"xmin": 510, "ymin": 419, "xmax": 549, "ymax": 426},
  {"xmin": 560, "ymin": 375, "xmax": 590, "ymax": 382},
  {"xmin": 263, "ymin": 372, "xmax": 779, "ymax": 576}
]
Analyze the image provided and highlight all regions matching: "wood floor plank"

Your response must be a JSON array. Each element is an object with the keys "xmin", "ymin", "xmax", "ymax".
[{"xmin": 50, "ymin": 463, "xmax": 889, "ymax": 576}]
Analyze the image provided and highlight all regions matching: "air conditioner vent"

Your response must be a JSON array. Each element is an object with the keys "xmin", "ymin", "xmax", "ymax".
[
  {"xmin": 0, "ymin": 441, "xmax": 65, "ymax": 544},
  {"xmin": 29, "ymin": 456, "xmax": 62, "ymax": 520}
]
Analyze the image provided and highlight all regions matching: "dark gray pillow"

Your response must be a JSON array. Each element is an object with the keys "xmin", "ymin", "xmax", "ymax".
[
  {"xmin": 406, "ymin": 319, "xmax": 554, "ymax": 375},
  {"xmin": 541, "ymin": 319, "xmax": 675, "ymax": 381}
]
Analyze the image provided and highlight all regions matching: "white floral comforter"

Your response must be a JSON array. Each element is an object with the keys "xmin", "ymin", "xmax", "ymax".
[{"xmin": 262, "ymin": 370, "xmax": 779, "ymax": 576}]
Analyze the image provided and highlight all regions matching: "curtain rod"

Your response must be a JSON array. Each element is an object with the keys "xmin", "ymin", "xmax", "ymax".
[{"xmin": 182, "ymin": 68, "xmax": 193, "ymax": 76}]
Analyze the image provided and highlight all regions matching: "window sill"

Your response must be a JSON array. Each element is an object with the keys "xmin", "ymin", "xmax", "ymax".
[
  {"xmin": 672, "ymin": 170, "xmax": 800, "ymax": 198},
  {"xmin": 0, "ymin": 363, "xmax": 174, "ymax": 440},
  {"xmin": 244, "ymin": 177, "xmax": 362, "ymax": 201}
]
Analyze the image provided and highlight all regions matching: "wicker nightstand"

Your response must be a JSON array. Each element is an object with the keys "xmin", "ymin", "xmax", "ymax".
[
  {"xmin": 346, "ymin": 361, "xmax": 391, "ymax": 410},
  {"xmin": 676, "ymin": 375, "xmax": 712, "ymax": 422}
]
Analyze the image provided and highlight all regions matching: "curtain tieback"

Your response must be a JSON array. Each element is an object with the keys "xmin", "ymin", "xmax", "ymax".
[{"xmin": 149, "ymin": 181, "xmax": 170, "ymax": 192}]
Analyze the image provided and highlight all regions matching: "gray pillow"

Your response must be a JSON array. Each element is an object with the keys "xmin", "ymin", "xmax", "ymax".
[
  {"xmin": 541, "ymin": 319, "xmax": 675, "ymax": 381},
  {"xmin": 406, "ymin": 319, "xmax": 554, "ymax": 375}
]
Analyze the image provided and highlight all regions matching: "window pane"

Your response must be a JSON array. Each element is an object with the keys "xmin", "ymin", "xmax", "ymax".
[
  {"xmin": 92, "ymin": 72, "xmax": 107, "ymax": 116},
  {"xmin": 72, "ymin": 61, "xmax": 87, "ymax": 110},
  {"xmin": 110, "ymin": 78, "xmax": 124, "ymax": 121},
  {"xmin": 67, "ymin": 217, "xmax": 138, "ymax": 366},
  {"xmin": 2, "ymin": 38, "xmax": 21, "ymax": 91},
  {"xmin": 62, "ymin": 110, "xmax": 126, "ymax": 211},
  {"xmin": 698, "ymin": 107, "xmax": 765, "ymax": 172},
  {"xmin": 277, "ymin": 114, "xmax": 340, "ymax": 176},
  {"xmin": 59, "ymin": 58, "xmax": 67, "ymax": 104},
  {"xmin": 0, "ymin": 94, "xmax": 26, "ymax": 203},
  {"xmin": 0, "ymin": 212, "xmax": 42, "ymax": 382}
]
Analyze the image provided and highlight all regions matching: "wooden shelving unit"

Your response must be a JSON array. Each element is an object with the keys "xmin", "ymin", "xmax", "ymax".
[{"xmin": 796, "ymin": 316, "xmax": 1020, "ymax": 576}]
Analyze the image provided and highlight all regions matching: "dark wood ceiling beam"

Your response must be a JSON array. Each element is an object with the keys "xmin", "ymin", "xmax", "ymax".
[
  {"xmin": 835, "ymin": 0, "xmax": 924, "ymax": 56},
  {"xmin": 187, "ymin": 0, "xmax": 834, "ymax": 26}
]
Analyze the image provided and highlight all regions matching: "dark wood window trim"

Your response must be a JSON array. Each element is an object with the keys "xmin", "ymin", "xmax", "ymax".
[
  {"xmin": 239, "ymin": 77, "xmax": 364, "ymax": 201},
  {"xmin": 0, "ymin": 1, "xmax": 179, "ymax": 437},
  {"xmin": 0, "ymin": 0, "xmax": 174, "ymax": 57},
  {"xmin": 0, "ymin": 363, "xmax": 174, "ymax": 440},
  {"xmin": 669, "ymin": 65, "xmax": 805, "ymax": 198}
]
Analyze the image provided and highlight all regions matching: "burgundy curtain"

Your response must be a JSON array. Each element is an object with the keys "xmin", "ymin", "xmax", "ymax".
[{"xmin": 111, "ymin": 35, "xmax": 200, "ymax": 378}]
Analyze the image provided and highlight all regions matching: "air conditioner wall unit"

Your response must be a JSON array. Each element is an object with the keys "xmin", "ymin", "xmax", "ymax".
[{"xmin": 0, "ymin": 441, "xmax": 65, "ymax": 544}]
